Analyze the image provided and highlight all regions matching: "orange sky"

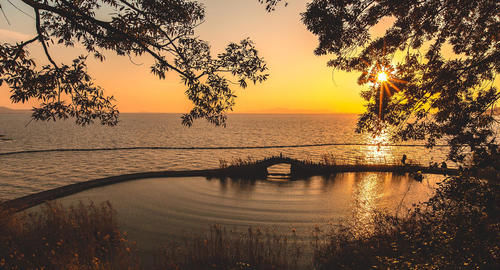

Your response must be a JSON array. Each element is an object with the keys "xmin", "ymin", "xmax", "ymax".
[{"xmin": 1, "ymin": 0, "xmax": 497, "ymax": 114}]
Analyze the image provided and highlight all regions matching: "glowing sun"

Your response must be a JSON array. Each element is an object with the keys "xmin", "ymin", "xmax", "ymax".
[{"xmin": 377, "ymin": 72, "xmax": 388, "ymax": 82}]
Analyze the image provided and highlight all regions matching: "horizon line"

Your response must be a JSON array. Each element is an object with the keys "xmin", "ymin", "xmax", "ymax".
[{"xmin": 0, "ymin": 106, "xmax": 361, "ymax": 115}]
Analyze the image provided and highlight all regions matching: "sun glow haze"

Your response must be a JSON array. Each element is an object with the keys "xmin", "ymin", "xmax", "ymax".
[
  {"xmin": 0, "ymin": 0, "xmax": 384, "ymax": 114},
  {"xmin": 1, "ymin": 2, "xmax": 499, "ymax": 114},
  {"xmin": 0, "ymin": 1, "xmax": 441, "ymax": 114}
]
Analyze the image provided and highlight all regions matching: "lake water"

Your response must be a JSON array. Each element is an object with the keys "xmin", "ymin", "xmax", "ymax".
[
  {"xmin": 2, "ymin": 112, "xmax": 451, "ymax": 265},
  {"xmin": 56, "ymin": 173, "xmax": 442, "ymax": 264},
  {"xmin": 0, "ymin": 113, "xmax": 450, "ymax": 200}
]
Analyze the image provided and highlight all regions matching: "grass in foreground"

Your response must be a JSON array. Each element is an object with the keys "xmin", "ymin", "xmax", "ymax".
[
  {"xmin": 155, "ymin": 225, "xmax": 304, "ymax": 270},
  {"xmin": 0, "ymin": 201, "xmax": 139, "ymax": 270},
  {"xmin": 1, "ymin": 202, "xmax": 304, "ymax": 270}
]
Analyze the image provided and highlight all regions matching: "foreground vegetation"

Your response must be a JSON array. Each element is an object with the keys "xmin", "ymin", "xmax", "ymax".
[
  {"xmin": 0, "ymin": 202, "xmax": 303, "ymax": 269},
  {"xmin": 0, "ymin": 201, "xmax": 139, "ymax": 269},
  {"xmin": 1, "ymin": 172, "xmax": 498, "ymax": 269},
  {"xmin": 155, "ymin": 225, "xmax": 304, "ymax": 270},
  {"xmin": 314, "ymin": 175, "xmax": 499, "ymax": 269}
]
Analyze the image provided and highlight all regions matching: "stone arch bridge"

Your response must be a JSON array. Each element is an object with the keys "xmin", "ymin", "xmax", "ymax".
[{"xmin": 219, "ymin": 156, "xmax": 324, "ymax": 178}]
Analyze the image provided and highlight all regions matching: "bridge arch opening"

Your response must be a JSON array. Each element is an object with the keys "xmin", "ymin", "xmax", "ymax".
[{"xmin": 266, "ymin": 163, "xmax": 292, "ymax": 177}]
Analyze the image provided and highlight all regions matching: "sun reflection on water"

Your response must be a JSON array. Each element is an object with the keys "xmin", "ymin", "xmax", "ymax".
[
  {"xmin": 362, "ymin": 131, "xmax": 395, "ymax": 164},
  {"xmin": 350, "ymin": 173, "xmax": 401, "ymax": 236}
]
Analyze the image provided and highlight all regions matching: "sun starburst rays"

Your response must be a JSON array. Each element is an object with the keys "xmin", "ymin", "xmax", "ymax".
[{"xmin": 362, "ymin": 62, "xmax": 407, "ymax": 119}]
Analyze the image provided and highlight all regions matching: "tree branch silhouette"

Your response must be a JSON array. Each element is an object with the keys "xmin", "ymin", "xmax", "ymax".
[
  {"xmin": 302, "ymin": 0, "xmax": 499, "ymax": 163},
  {"xmin": 2, "ymin": 0, "xmax": 269, "ymax": 126}
]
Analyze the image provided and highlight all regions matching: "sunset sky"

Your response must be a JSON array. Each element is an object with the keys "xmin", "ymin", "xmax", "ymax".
[{"xmin": 2, "ymin": 0, "xmax": 495, "ymax": 114}]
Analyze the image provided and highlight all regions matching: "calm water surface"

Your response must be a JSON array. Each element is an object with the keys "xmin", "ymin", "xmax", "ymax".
[
  {"xmin": 0, "ymin": 113, "xmax": 449, "ymax": 200},
  {"xmin": 56, "ymin": 173, "xmax": 442, "ymax": 259}
]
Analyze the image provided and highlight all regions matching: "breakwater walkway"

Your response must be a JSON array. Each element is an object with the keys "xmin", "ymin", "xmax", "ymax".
[{"xmin": 1, "ymin": 156, "xmax": 458, "ymax": 213}]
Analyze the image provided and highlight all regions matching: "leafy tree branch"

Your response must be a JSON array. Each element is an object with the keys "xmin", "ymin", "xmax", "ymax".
[{"xmin": 1, "ymin": 0, "xmax": 269, "ymax": 126}]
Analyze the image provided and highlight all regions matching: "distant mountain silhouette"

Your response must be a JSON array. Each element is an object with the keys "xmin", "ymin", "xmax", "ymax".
[
  {"xmin": 0, "ymin": 106, "xmax": 30, "ymax": 113},
  {"xmin": 236, "ymin": 108, "xmax": 341, "ymax": 114}
]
